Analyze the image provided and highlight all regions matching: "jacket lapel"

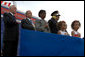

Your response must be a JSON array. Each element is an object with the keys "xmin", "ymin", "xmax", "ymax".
[{"xmin": 26, "ymin": 18, "xmax": 31, "ymax": 25}]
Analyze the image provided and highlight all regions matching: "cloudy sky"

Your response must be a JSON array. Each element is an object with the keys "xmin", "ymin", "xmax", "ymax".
[{"xmin": 3, "ymin": 1, "xmax": 84, "ymax": 38}]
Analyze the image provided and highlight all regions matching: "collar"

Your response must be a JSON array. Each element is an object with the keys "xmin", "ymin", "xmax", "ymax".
[
  {"xmin": 9, "ymin": 12, "xmax": 14, "ymax": 16},
  {"xmin": 51, "ymin": 18, "xmax": 58, "ymax": 22},
  {"xmin": 26, "ymin": 18, "xmax": 31, "ymax": 21}
]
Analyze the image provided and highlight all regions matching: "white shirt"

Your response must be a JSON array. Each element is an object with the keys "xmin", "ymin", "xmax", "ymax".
[
  {"xmin": 27, "ymin": 18, "xmax": 35, "ymax": 29},
  {"xmin": 9, "ymin": 12, "xmax": 14, "ymax": 16},
  {"xmin": 73, "ymin": 30, "xmax": 79, "ymax": 35},
  {"xmin": 59, "ymin": 30, "xmax": 68, "ymax": 35}
]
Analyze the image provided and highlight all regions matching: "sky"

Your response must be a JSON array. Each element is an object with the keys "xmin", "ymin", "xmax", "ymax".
[{"xmin": 3, "ymin": 1, "xmax": 84, "ymax": 38}]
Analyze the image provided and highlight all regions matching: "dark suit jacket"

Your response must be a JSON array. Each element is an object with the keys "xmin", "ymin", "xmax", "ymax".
[
  {"xmin": 3, "ymin": 13, "xmax": 19, "ymax": 41},
  {"xmin": 21, "ymin": 18, "xmax": 35, "ymax": 30},
  {"xmin": 48, "ymin": 18, "xmax": 59, "ymax": 34}
]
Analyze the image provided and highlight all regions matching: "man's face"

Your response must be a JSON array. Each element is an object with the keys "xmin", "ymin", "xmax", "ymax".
[
  {"xmin": 55, "ymin": 16, "xmax": 59, "ymax": 21},
  {"xmin": 26, "ymin": 11, "xmax": 32, "ymax": 19},
  {"xmin": 10, "ymin": 6, "xmax": 17, "ymax": 14},
  {"xmin": 54, "ymin": 13, "xmax": 60, "ymax": 21}
]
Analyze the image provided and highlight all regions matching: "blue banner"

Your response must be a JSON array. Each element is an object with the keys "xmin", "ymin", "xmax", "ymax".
[{"xmin": 19, "ymin": 29, "xmax": 84, "ymax": 56}]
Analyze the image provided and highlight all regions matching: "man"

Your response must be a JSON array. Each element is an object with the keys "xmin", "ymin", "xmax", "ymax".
[
  {"xmin": 21, "ymin": 10, "xmax": 35, "ymax": 30},
  {"xmin": 35, "ymin": 10, "xmax": 50, "ymax": 33},
  {"xmin": 2, "ymin": 5, "xmax": 19, "ymax": 56},
  {"xmin": 48, "ymin": 10, "xmax": 60, "ymax": 34}
]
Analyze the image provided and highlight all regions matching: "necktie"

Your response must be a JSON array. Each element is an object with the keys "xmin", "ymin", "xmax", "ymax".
[{"xmin": 29, "ymin": 20, "xmax": 35, "ymax": 28}]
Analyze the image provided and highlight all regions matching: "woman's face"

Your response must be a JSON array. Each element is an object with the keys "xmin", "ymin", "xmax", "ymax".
[
  {"xmin": 40, "ymin": 12, "xmax": 46, "ymax": 19},
  {"xmin": 73, "ymin": 22, "xmax": 80, "ymax": 31}
]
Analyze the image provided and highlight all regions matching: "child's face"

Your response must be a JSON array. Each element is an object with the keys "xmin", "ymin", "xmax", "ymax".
[
  {"xmin": 73, "ymin": 22, "xmax": 80, "ymax": 31},
  {"xmin": 61, "ymin": 23, "xmax": 67, "ymax": 30}
]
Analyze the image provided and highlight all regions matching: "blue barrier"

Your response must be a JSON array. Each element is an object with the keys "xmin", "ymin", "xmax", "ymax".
[{"xmin": 19, "ymin": 29, "xmax": 84, "ymax": 56}]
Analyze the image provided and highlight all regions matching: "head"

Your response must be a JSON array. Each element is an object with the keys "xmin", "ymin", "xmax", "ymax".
[
  {"xmin": 71, "ymin": 20, "xmax": 81, "ymax": 31},
  {"xmin": 25, "ymin": 10, "xmax": 32, "ymax": 19},
  {"xmin": 51, "ymin": 10, "xmax": 60, "ymax": 21},
  {"xmin": 38, "ymin": 10, "xmax": 46, "ymax": 20},
  {"xmin": 58, "ymin": 21, "xmax": 67, "ymax": 31},
  {"xmin": 9, "ymin": 5, "xmax": 17, "ymax": 14}
]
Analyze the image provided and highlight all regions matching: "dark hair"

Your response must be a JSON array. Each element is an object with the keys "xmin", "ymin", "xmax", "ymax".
[
  {"xmin": 71, "ymin": 20, "xmax": 81, "ymax": 29},
  {"xmin": 38, "ymin": 10, "xmax": 46, "ymax": 17},
  {"xmin": 58, "ymin": 21, "xmax": 66, "ymax": 30}
]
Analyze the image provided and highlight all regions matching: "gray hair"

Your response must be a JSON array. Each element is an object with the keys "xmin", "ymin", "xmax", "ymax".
[
  {"xmin": 25, "ymin": 10, "xmax": 31, "ymax": 16},
  {"xmin": 9, "ymin": 5, "xmax": 16, "ymax": 10}
]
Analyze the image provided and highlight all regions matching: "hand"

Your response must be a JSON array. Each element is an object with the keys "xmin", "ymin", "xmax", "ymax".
[
  {"xmin": 64, "ymin": 33, "xmax": 68, "ymax": 35},
  {"xmin": 44, "ymin": 24, "xmax": 48, "ymax": 28},
  {"xmin": 78, "ymin": 33, "xmax": 81, "ymax": 37}
]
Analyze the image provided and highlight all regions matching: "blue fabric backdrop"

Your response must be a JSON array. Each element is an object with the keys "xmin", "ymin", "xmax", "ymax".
[{"xmin": 19, "ymin": 29, "xmax": 84, "ymax": 56}]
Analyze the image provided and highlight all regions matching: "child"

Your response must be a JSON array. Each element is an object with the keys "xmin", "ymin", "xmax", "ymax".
[
  {"xmin": 71, "ymin": 20, "xmax": 81, "ymax": 37},
  {"xmin": 57, "ymin": 21, "xmax": 69, "ymax": 35}
]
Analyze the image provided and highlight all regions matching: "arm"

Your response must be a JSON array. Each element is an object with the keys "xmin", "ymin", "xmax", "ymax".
[
  {"xmin": 48, "ymin": 20, "xmax": 53, "ymax": 32},
  {"xmin": 57, "ymin": 31, "xmax": 61, "ymax": 35},
  {"xmin": 78, "ymin": 33, "xmax": 81, "ymax": 37},
  {"xmin": 71, "ymin": 31, "xmax": 75, "ymax": 36},
  {"xmin": 21, "ymin": 19, "xmax": 35, "ymax": 30},
  {"xmin": 65, "ymin": 30, "xmax": 70, "ymax": 36},
  {"xmin": 35, "ymin": 20, "xmax": 44, "ymax": 31},
  {"xmin": 65, "ymin": 32, "xmax": 70, "ymax": 36}
]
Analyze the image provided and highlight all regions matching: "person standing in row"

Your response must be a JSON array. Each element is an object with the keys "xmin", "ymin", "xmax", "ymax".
[
  {"xmin": 71, "ymin": 20, "xmax": 81, "ymax": 37},
  {"xmin": 35, "ymin": 10, "xmax": 50, "ymax": 33},
  {"xmin": 48, "ymin": 10, "xmax": 60, "ymax": 34},
  {"xmin": 21, "ymin": 10, "xmax": 35, "ymax": 30},
  {"xmin": 2, "ymin": 5, "xmax": 19, "ymax": 56},
  {"xmin": 57, "ymin": 21, "xmax": 69, "ymax": 35}
]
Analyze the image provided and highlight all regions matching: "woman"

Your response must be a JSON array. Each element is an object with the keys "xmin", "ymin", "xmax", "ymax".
[{"xmin": 35, "ymin": 10, "xmax": 50, "ymax": 33}]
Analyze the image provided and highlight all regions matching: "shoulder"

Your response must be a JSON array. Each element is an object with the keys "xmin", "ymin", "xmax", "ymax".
[
  {"xmin": 35, "ymin": 19, "xmax": 41, "ymax": 23},
  {"xmin": 21, "ymin": 19, "xmax": 26, "ymax": 22},
  {"xmin": 35, "ymin": 19, "xmax": 40, "ymax": 21},
  {"xmin": 48, "ymin": 19, "xmax": 52, "ymax": 23},
  {"xmin": 3, "ymin": 12, "xmax": 9, "ymax": 16},
  {"xmin": 48, "ymin": 18, "xmax": 55, "ymax": 23},
  {"xmin": 77, "ymin": 31, "xmax": 80, "ymax": 34},
  {"xmin": 22, "ymin": 19, "xmax": 26, "ymax": 21}
]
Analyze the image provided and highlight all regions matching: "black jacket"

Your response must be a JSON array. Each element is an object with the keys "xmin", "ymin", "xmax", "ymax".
[
  {"xmin": 21, "ymin": 18, "xmax": 35, "ymax": 30},
  {"xmin": 3, "ymin": 13, "xmax": 19, "ymax": 41},
  {"xmin": 48, "ymin": 18, "xmax": 59, "ymax": 34}
]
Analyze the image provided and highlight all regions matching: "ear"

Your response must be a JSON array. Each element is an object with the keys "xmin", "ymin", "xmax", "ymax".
[{"xmin": 52, "ymin": 16, "xmax": 57, "ymax": 19}]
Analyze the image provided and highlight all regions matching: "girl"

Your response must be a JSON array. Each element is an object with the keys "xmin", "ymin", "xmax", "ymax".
[
  {"xmin": 57, "ymin": 21, "xmax": 69, "ymax": 35},
  {"xmin": 71, "ymin": 20, "xmax": 81, "ymax": 37}
]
